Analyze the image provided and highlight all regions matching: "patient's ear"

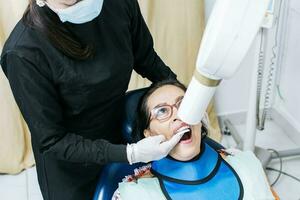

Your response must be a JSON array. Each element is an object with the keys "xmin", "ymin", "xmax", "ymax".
[{"xmin": 144, "ymin": 129, "xmax": 151, "ymax": 138}]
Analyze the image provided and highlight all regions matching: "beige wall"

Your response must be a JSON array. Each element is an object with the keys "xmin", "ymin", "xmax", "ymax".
[
  {"xmin": 0, "ymin": 0, "xmax": 34, "ymax": 174},
  {"xmin": 0, "ymin": 0, "xmax": 28, "ymax": 45},
  {"xmin": 129, "ymin": 0, "xmax": 205, "ymax": 89}
]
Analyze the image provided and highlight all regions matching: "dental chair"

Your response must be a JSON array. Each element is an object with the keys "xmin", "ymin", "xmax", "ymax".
[{"xmin": 93, "ymin": 88, "xmax": 225, "ymax": 200}]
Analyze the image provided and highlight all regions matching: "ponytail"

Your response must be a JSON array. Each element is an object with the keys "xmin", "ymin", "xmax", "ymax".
[{"xmin": 23, "ymin": 0, "xmax": 93, "ymax": 60}]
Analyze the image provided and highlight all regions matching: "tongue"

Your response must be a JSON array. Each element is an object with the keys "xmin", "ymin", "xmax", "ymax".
[{"xmin": 180, "ymin": 132, "xmax": 190, "ymax": 141}]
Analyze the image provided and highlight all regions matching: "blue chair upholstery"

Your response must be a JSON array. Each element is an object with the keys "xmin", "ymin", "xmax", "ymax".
[
  {"xmin": 120, "ymin": 87, "xmax": 149, "ymax": 143},
  {"xmin": 93, "ymin": 88, "xmax": 224, "ymax": 200}
]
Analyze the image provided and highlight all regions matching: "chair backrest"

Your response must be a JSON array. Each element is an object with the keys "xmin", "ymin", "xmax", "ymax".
[
  {"xmin": 120, "ymin": 87, "xmax": 148, "ymax": 143},
  {"xmin": 93, "ymin": 88, "xmax": 224, "ymax": 200}
]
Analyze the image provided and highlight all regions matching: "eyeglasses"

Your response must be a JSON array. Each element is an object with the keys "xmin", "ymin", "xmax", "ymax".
[{"xmin": 149, "ymin": 97, "xmax": 183, "ymax": 122}]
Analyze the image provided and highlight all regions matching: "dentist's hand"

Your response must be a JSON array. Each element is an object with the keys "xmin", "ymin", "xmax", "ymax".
[{"xmin": 126, "ymin": 131, "xmax": 186, "ymax": 164}]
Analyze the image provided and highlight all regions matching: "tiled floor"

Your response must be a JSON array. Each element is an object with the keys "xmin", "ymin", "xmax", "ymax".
[
  {"xmin": 0, "ymin": 119, "xmax": 300, "ymax": 200},
  {"xmin": 0, "ymin": 166, "xmax": 43, "ymax": 200}
]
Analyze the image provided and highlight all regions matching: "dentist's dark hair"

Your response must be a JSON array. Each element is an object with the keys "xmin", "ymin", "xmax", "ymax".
[
  {"xmin": 132, "ymin": 79, "xmax": 208, "ymax": 142},
  {"xmin": 23, "ymin": 0, "xmax": 93, "ymax": 60}
]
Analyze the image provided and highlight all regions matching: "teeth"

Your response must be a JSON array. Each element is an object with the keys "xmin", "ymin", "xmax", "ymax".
[
  {"xmin": 176, "ymin": 129, "xmax": 190, "ymax": 135},
  {"xmin": 176, "ymin": 126, "xmax": 190, "ymax": 133}
]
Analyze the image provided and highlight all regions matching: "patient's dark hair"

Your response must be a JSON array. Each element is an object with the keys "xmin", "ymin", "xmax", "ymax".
[{"xmin": 132, "ymin": 79, "xmax": 208, "ymax": 142}]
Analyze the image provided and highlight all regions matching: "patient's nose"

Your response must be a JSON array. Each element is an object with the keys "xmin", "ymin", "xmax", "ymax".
[{"xmin": 170, "ymin": 108, "xmax": 179, "ymax": 121}]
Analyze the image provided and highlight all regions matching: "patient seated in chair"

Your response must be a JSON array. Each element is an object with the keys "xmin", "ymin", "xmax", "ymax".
[{"xmin": 113, "ymin": 79, "xmax": 279, "ymax": 200}]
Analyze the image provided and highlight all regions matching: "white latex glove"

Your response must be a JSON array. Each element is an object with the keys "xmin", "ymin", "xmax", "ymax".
[{"xmin": 126, "ymin": 131, "xmax": 186, "ymax": 164}]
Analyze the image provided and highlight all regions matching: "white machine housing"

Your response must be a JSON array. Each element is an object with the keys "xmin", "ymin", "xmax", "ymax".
[{"xmin": 178, "ymin": 0, "xmax": 270, "ymax": 125}]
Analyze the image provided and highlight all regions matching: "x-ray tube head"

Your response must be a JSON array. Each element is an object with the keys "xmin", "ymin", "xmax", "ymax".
[{"xmin": 177, "ymin": 0, "xmax": 270, "ymax": 125}]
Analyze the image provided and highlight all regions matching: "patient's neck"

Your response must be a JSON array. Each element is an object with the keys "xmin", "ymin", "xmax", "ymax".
[{"xmin": 167, "ymin": 143, "xmax": 203, "ymax": 162}]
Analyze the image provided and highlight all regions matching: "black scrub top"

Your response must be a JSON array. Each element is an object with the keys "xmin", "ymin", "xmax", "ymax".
[{"xmin": 0, "ymin": 0, "xmax": 176, "ymax": 199}]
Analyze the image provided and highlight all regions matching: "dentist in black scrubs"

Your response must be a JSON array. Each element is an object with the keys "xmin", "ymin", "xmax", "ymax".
[{"xmin": 0, "ymin": 0, "xmax": 184, "ymax": 199}]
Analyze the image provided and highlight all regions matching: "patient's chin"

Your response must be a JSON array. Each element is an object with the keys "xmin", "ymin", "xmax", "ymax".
[{"xmin": 169, "ymin": 146, "xmax": 200, "ymax": 161}]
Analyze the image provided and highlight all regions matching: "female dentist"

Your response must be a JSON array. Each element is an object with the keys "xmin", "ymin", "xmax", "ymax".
[{"xmin": 0, "ymin": 0, "xmax": 184, "ymax": 199}]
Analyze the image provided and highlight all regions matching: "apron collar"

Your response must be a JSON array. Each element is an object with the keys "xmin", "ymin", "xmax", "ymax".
[{"xmin": 151, "ymin": 143, "xmax": 221, "ymax": 183}]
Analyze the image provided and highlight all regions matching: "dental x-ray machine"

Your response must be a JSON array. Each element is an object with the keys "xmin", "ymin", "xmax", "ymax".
[
  {"xmin": 178, "ymin": 0, "xmax": 270, "ymax": 125},
  {"xmin": 178, "ymin": 0, "xmax": 300, "ymax": 169}
]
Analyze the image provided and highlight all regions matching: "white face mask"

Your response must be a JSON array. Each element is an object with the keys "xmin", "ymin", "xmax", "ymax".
[{"xmin": 43, "ymin": 0, "xmax": 104, "ymax": 24}]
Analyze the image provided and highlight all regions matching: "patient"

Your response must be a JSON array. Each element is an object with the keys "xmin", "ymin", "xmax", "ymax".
[{"xmin": 113, "ymin": 79, "xmax": 279, "ymax": 200}]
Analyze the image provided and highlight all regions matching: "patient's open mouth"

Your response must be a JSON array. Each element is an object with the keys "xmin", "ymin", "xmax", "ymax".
[
  {"xmin": 175, "ymin": 126, "xmax": 192, "ymax": 143},
  {"xmin": 179, "ymin": 128, "xmax": 192, "ymax": 142}
]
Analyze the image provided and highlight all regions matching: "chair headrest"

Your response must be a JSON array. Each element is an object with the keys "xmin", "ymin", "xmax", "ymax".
[{"xmin": 121, "ymin": 87, "xmax": 148, "ymax": 143}]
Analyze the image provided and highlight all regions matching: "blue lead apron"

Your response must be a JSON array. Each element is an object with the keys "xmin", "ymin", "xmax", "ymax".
[{"xmin": 151, "ymin": 143, "xmax": 244, "ymax": 200}]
